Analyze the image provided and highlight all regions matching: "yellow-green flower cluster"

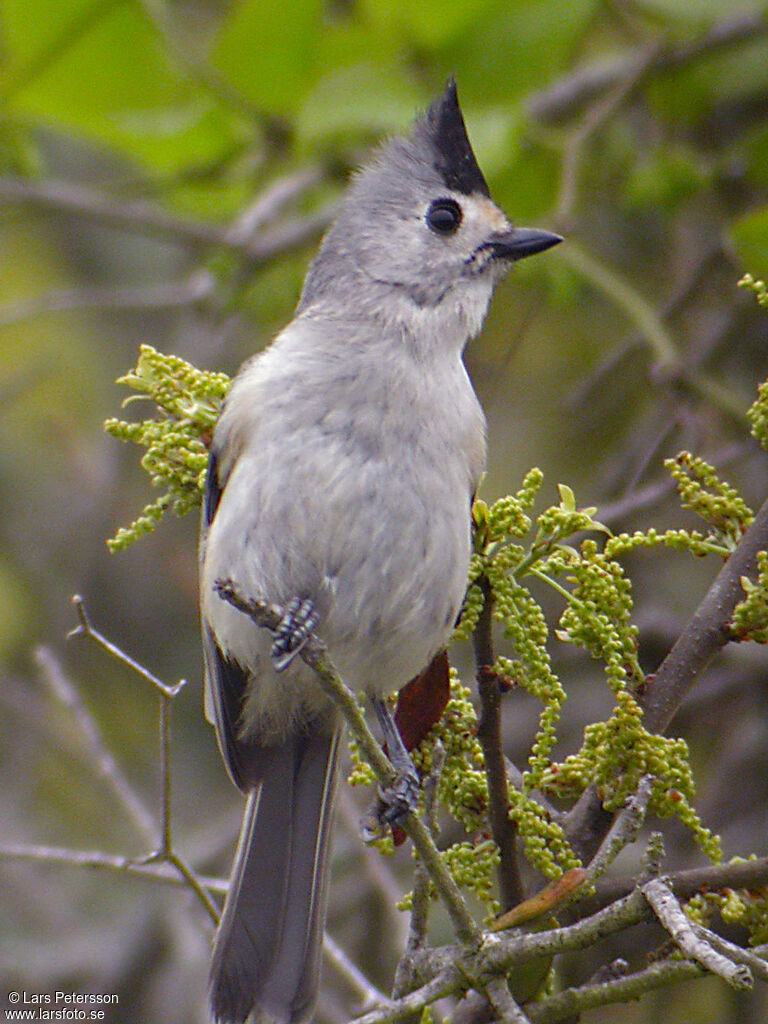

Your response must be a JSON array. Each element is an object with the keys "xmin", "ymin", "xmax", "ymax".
[
  {"xmin": 664, "ymin": 451, "xmax": 753, "ymax": 547},
  {"xmin": 731, "ymin": 550, "xmax": 768, "ymax": 643},
  {"xmin": 463, "ymin": 468, "xmax": 729, "ymax": 869},
  {"xmin": 104, "ymin": 345, "xmax": 231, "ymax": 550},
  {"xmin": 747, "ymin": 377, "xmax": 768, "ymax": 453},
  {"xmin": 554, "ymin": 541, "xmax": 641, "ymax": 691},
  {"xmin": 507, "ymin": 787, "xmax": 581, "ymax": 880},
  {"xmin": 424, "ymin": 673, "xmax": 488, "ymax": 833},
  {"xmin": 739, "ymin": 272, "xmax": 768, "ymax": 308},
  {"xmin": 441, "ymin": 840, "xmax": 500, "ymax": 912},
  {"xmin": 687, "ymin": 869, "xmax": 768, "ymax": 947},
  {"xmin": 549, "ymin": 692, "xmax": 720, "ymax": 860}
]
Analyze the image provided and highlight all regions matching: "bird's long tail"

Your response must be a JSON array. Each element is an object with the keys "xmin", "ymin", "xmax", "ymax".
[{"xmin": 210, "ymin": 728, "xmax": 341, "ymax": 1024}]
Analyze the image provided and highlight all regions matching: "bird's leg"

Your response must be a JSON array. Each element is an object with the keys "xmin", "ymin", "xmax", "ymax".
[
  {"xmin": 371, "ymin": 696, "xmax": 420, "ymax": 825},
  {"xmin": 270, "ymin": 597, "xmax": 319, "ymax": 670}
]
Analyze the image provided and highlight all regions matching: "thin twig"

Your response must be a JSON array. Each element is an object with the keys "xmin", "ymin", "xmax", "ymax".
[
  {"xmin": 324, "ymin": 933, "xmax": 392, "ymax": 1012},
  {"xmin": 65, "ymin": 596, "xmax": 222, "ymax": 923},
  {"xmin": 643, "ymin": 878, "xmax": 753, "ymax": 989},
  {"xmin": 393, "ymin": 740, "xmax": 445, "ymax": 999},
  {"xmin": 214, "ymin": 579, "xmax": 481, "ymax": 947},
  {"xmin": 159, "ymin": 693, "xmax": 174, "ymax": 856},
  {"xmin": 583, "ymin": 775, "xmax": 653, "ymax": 886},
  {"xmin": 555, "ymin": 39, "xmax": 663, "ymax": 226},
  {"xmin": 483, "ymin": 976, "xmax": 532, "ymax": 1024},
  {"xmin": 0, "ymin": 842, "xmax": 225, "ymax": 895},
  {"xmin": 0, "ymin": 177, "xmax": 331, "ymax": 262},
  {"xmin": 0, "ymin": 274, "xmax": 215, "ymax": 329},
  {"xmin": 162, "ymin": 849, "xmax": 221, "ymax": 925},
  {"xmin": 68, "ymin": 594, "xmax": 186, "ymax": 699},
  {"xmin": 33, "ymin": 645, "xmax": 157, "ymax": 845},
  {"xmin": 528, "ymin": 10, "xmax": 768, "ymax": 123},
  {"xmin": 558, "ymin": 241, "xmax": 679, "ymax": 369},
  {"xmin": 229, "ymin": 167, "xmax": 325, "ymax": 244},
  {"xmin": 351, "ymin": 968, "xmax": 462, "ymax": 1024}
]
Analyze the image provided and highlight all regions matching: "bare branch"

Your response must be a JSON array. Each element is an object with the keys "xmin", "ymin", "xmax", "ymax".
[
  {"xmin": 0, "ymin": 273, "xmax": 215, "ymax": 329},
  {"xmin": 0, "ymin": 841, "xmax": 225, "ymax": 896},
  {"xmin": 34, "ymin": 645, "xmax": 157, "ymax": 845},
  {"xmin": 473, "ymin": 575, "xmax": 523, "ymax": 910},
  {"xmin": 528, "ymin": 10, "xmax": 768, "ymax": 124},
  {"xmin": 483, "ymin": 977, "xmax": 532, "ymax": 1024},
  {"xmin": 689, "ymin": 923, "xmax": 768, "ymax": 984},
  {"xmin": 575, "ymin": 854, "xmax": 768, "ymax": 918},
  {"xmin": 324, "ymin": 933, "xmax": 391, "ymax": 1013},
  {"xmin": 68, "ymin": 594, "xmax": 186, "ymax": 700},
  {"xmin": 525, "ymin": 957, "xmax": 704, "ymax": 1022},
  {"xmin": 582, "ymin": 775, "xmax": 653, "ymax": 886},
  {"xmin": 643, "ymin": 878, "xmax": 753, "ymax": 989},
  {"xmin": 0, "ymin": 177, "xmax": 331, "ymax": 262}
]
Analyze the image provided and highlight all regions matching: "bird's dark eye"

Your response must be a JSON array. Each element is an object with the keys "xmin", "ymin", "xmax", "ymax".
[{"xmin": 426, "ymin": 198, "xmax": 462, "ymax": 235}]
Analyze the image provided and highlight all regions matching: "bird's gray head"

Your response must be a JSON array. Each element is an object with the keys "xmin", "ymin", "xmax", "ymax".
[{"xmin": 299, "ymin": 80, "xmax": 561, "ymax": 335}]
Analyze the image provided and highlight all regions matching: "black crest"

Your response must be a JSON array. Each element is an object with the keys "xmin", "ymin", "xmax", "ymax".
[{"xmin": 420, "ymin": 79, "xmax": 490, "ymax": 198}]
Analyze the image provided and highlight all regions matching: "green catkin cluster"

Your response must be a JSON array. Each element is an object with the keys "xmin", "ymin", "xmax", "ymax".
[
  {"xmin": 664, "ymin": 451, "xmax": 753, "ymax": 546},
  {"xmin": 731, "ymin": 550, "xmax": 768, "ymax": 643},
  {"xmin": 739, "ymin": 272, "xmax": 768, "ymax": 308},
  {"xmin": 687, "ymin": 868, "xmax": 768, "ymax": 947},
  {"xmin": 471, "ymin": 474, "xmax": 723, "ymax": 866},
  {"xmin": 107, "ymin": 344, "xmax": 768, "ymax": 926},
  {"xmin": 104, "ymin": 345, "xmax": 231, "ymax": 550},
  {"xmin": 747, "ymin": 377, "xmax": 768, "ymax": 453}
]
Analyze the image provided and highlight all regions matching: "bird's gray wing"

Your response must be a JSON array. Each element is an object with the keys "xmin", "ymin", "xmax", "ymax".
[{"xmin": 200, "ymin": 447, "xmax": 263, "ymax": 792}]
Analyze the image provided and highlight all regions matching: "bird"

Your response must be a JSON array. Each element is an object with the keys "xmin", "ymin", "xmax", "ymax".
[{"xmin": 199, "ymin": 78, "xmax": 561, "ymax": 1024}]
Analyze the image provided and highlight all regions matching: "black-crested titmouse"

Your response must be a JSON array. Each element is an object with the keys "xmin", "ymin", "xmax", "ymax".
[{"xmin": 200, "ymin": 80, "xmax": 561, "ymax": 1024}]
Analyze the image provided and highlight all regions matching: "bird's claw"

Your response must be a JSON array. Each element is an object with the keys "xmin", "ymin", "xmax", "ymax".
[
  {"xmin": 271, "ymin": 597, "xmax": 318, "ymax": 670},
  {"xmin": 378, "ymin": 765, "xmax": 420, "ymax": 824},
  {"xmin": 359, "ymin": 764, "xmax": 420, "ymax": 844}
]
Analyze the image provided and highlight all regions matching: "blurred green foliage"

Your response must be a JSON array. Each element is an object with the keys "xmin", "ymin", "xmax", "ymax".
[{"xmin": 4, "ymin": 2, "xmax": 768, "ymax": 1023}]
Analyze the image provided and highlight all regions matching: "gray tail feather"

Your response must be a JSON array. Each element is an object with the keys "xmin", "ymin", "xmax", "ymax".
[{"xmin": 210, "ymin": 729, "xmax": 341, "ymax": 1024}]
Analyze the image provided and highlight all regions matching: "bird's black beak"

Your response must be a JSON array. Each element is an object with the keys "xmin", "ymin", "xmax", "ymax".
[{"xmin": 485, "ymin": 227, "xmax": 563, "ymax": 262}]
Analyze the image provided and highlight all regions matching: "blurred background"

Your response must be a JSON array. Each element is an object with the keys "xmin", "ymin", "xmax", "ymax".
[{"xmin": 2, "ymin": 0, "xmax": 768, "ymax": 1021}]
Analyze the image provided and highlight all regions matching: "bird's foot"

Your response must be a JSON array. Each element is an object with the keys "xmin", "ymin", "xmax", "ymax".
[
  {"xmin": 270, "ymin": 597, "xmax": 318, "ymax": 670},
  {"xmin": 360, "ymin": 696, "xmax": 421, "ymax": 843}
]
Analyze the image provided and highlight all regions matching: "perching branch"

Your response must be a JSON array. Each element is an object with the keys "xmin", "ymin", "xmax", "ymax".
[{"xmin": 214, "ymin": 578, "xmax": 482, "ymax": 947}]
